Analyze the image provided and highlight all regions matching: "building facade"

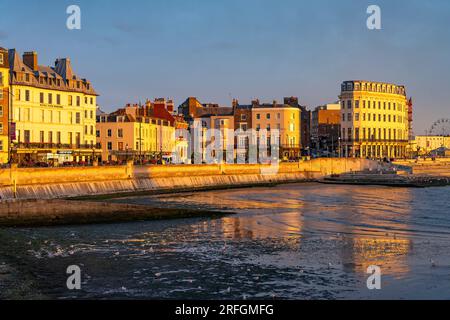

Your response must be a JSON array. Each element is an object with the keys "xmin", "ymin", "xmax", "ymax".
[
  {"xmin": 311, "ymin": 103, "xmax": 341, "ymax": 156},
  {"xmin": 283, "ymin": 97, "xmax": 310, "ymax": 154},
  {"xmin": 252, "ymin": 101, "xmax": 301, "ymax": 160},
  {"xmin": 9, "ymin": 50, "xmax": 99, "ymax": 164},
  {"xmin": 0, "ymin": 47, "xmax": 9, "ymax": 164},
  {"xmin": 96, "ymin": 100, "xmax": 178, "ymax": 163},
  {"xmin": 339, "ymin": 80, "xmax": 410, "ymax": 159},
  {"xmin": 412, "ymin": 135, "xmax": 450, "ymax": 155}
]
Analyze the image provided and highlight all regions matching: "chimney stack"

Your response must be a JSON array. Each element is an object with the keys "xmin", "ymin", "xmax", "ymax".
[{"xmin": 23, "ymin": 51, "xmax": 38, "ymax": 71}]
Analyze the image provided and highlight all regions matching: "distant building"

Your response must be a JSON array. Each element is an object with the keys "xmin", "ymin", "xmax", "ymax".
[
  {"xmin": 311, "ymin": 103, "xmax": 341, "ymax": 155},
  {"xmin": 339, "ymin": 80, "xmax": 410, "ymax": 158},
  {"xmin": 96, "ymin": 99, "xmax": 183, "ymax": 163},
  {"xmin": 0, "ymin": 47, "xmax": 9, "ymax": 164},
  {"xmin": 178, "ymin": 97, "xmax": 232, "ymax": 120},
  {"xmin": 8, "ymin": 49, "xmax": 99, "ymax": 164},
  {"xmin": 283, "ymin": 97, "xmax": 311, "ymax": 154},
  {"xmin": 412, "ymin": 135, "xmax": 450, "ymax": 155},
  {"xmin": 252, "ymin": 100, "xmax": 301, "ymax": 160}
]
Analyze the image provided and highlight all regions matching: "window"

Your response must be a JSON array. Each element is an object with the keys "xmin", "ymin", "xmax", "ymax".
[
  {"xmin": 0, "ymin": 53, "xmax": 3, "ymax": 64},
  {"xmin": 48, "ymin": 132, "xmax": 53, "ymax": 144},
  {"xmin": 76, "ymin": 96, "xmax": 80, "ymax": 106},
  {"xmin": 57, "ymin": 94, "xmax": 61, "ymax": 105},
  {"xmin": 96, "ymin": 130, "xmax": 100, "ymax": 137},
  {"xmin": 0, "ymin": 140, "xmax": 2, "ymax": 151},
  {"xmin": 355, "ymin": 113, "xmax": 360, "ymax": 121},
  {"xmin": 40, "ymin": 92, "xmax": 44, "ymax": 103},
  {"xmin": 347, "ymin": 100, "xmax": 352, "ymax": 109},
  {"xmin": 56, "ymin": 132, "xmax": 61, "ymax": 144},
  {"xmin": 68, "ymin": 95, "xmax": 73, "ymax": 106},
  {"xmin": 90, "ymin": 97, "xmax": 93, "ymax": 105},
  {"xmin": 76, "ymin": 112, "xmax": 81, "ymax": 124},
  {"xmin": 347, "ymin": 113, "xmax": 352, "ymax": 121},
  {"xmin": 118, "ymin": 129, "xmax": 123, "ymax": 138},
  {"xmin": 355, "ymin": 101, "xmax": 360, "ymax": 108},
  {"xmin": 0, "ymin": 123, "xmax": 2, "ymax": 134},
  {"xmin": 107, "ymin": 142, "xmax": 112, "ymax": 150},
  {"xmin": 48, "ymin": 93, "xmax": 52, "ymax": 104},
  {"xmin": 24, "ymin": 130, "xmax": 30, "ymax": 143},
  {"xmin": 107, "ymin": 129, "xmax": 112, "ymax": 137},
  {"xmin": 0, "ymin": 106, "xmax": 2, "ymax": 117},
  {"xmin": 40, "ymin": 131, "xmax": 45, "ymax": 143},
  {"xmin": 25, "ymin": 90, "xmax": 30, "ymax": 101},
  {"xmin": 256, "ymin": 113, "xmax": 260, "ymax": 120},
  {"xmin": 240, "ymin": 114, "xmax": 246, "ymax": 121},
  {"xmin": 266, "ymin": 113, "xmax": 271, "ymax": 120},
  {"xmin": 342, "ymin": 113, "xmax": 345, "ymax": 122}
]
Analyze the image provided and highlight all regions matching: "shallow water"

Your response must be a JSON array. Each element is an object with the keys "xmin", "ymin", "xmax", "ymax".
[{"xmin": 1, "ymin": 183, "xmax": 450, "ymax": 299}]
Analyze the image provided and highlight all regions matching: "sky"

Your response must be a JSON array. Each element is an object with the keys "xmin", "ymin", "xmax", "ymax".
[{"xmin": 1, "ymin": 0, "xmax": 450, "ymax": 134}]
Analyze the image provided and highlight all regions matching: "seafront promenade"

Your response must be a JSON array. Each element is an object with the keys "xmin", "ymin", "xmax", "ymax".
[{"xmin": 0, "ymin": 158, "xmax": 379, "ymax": 201}]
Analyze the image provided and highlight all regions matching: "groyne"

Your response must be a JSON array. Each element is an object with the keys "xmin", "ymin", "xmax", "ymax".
[
  {"xmin": 0, "ymin": 159, "xmax": 379, "ymax": 201},
  {"xmin": 0, "ymin": 199, "xmax": 232, "ymax": 227}
]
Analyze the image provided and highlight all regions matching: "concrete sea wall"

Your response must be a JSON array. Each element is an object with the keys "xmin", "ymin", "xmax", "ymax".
[{"xmin": 0, "ymin": 159, "xmax": 379, "ymax": 201}]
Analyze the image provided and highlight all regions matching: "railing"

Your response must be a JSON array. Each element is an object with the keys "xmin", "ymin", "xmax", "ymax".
[
  {"xmin": 14, "ymin": 143, "xmax": 98, "ymax": 149},
  {"xmin": 341, "ymin": 139, "xmax": 409, "ymax": 143}
]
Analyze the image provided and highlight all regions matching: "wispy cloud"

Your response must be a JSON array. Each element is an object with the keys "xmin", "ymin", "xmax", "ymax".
[{"xmin": 0, "ymin": 30, "xmax": 8, "ymax": 40}]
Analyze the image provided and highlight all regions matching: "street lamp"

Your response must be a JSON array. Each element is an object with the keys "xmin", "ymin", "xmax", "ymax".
[
  {"xmin": 338, "ymin": 137, "xmax": 341, "ymax": 158},
  {"xmin": 125, "ymin": 143, "xmax": 129, "ymax": 163}
]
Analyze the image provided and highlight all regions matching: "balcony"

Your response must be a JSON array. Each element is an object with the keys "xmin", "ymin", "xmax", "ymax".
[
  {"xmin": 14, "ymin": 143, "xmax": 99, "ymax": 150},
  {"xmin": 341, "ymin": 139, "xmax": 409, "ymax": 143}
]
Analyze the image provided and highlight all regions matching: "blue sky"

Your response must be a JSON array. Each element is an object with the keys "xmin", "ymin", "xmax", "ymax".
[{"xmin": 1, "ymin": 0, "xmax": 450, "ymax": 134}]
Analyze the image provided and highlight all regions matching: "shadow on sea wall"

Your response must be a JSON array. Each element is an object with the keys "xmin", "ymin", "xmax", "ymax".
[{"xmin": 0, "ymin": 159, "xmax": 380, "ymax": 201}]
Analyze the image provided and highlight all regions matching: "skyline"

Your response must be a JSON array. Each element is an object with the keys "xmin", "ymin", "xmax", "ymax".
[{"xmin": 1, "ymin": 0, "xmax": 450, "ymax": 134}]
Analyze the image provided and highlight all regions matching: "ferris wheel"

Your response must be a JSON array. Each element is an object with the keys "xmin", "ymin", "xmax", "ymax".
[{"xmin": 427, "ymin": 118, "xmax": 450, "ymax": 136}]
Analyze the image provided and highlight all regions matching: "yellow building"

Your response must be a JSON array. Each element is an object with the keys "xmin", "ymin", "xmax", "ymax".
[
  {"xmin": 8, "ymin": 50, "xmax": 99, "ymax": 164},
  {"xmin": 0, "ymin": 47, "xmax": 9, "ymax": 164},
  {"xmin": 96, "ymin": 102, "xmax": 176, "ymax": 163},
  {"xmin": 339, "ymin": 80, "xmax": 410, "ymax": 159},
  {"xmin": 251, "ymin": 101, "xmax": 301, "ymax": 160},
  {"xmin": 412, "ymin": 135, "xmax": 450, "ymax": 155}
]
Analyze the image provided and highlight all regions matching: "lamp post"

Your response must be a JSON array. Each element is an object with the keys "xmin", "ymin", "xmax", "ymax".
[
  {"xmin": 125, "ymin": 143, "xmax": 129, "ymax": 163},
  {"xmin": 338, "ymin": 137, "xmax": 341, "ymax": 158}
]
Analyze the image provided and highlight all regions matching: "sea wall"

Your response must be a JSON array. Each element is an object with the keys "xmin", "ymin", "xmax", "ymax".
[
  {"xmin": 394, "ymin": 159, "xmax": 450, "ymax": 177},
  {"xmin": 0, "ymin": 158, "xmax": 379, "ymax": 201}
]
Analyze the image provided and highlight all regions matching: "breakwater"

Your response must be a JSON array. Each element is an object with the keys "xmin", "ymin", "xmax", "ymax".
[
  {"xmin": 0, "ymin": 199, "xmax": 231, "ymax": 227},
  {"xmin": 0, "ymin": 159, "xmax": 379, "ymax": 201},
  {"xmin": 394, "ymin": 159, "xmax": 450, "ymax": 177}
]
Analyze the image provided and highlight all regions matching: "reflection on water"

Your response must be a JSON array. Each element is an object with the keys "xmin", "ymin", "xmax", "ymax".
[{"xmin": 1, "ymin": 183, "xmax": 450, "ymax": 299}]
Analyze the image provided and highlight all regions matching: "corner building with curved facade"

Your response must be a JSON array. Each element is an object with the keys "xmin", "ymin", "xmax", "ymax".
[{"xmin": 339, "ymin": 80, "xmax": 410, "ymax": 159}]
